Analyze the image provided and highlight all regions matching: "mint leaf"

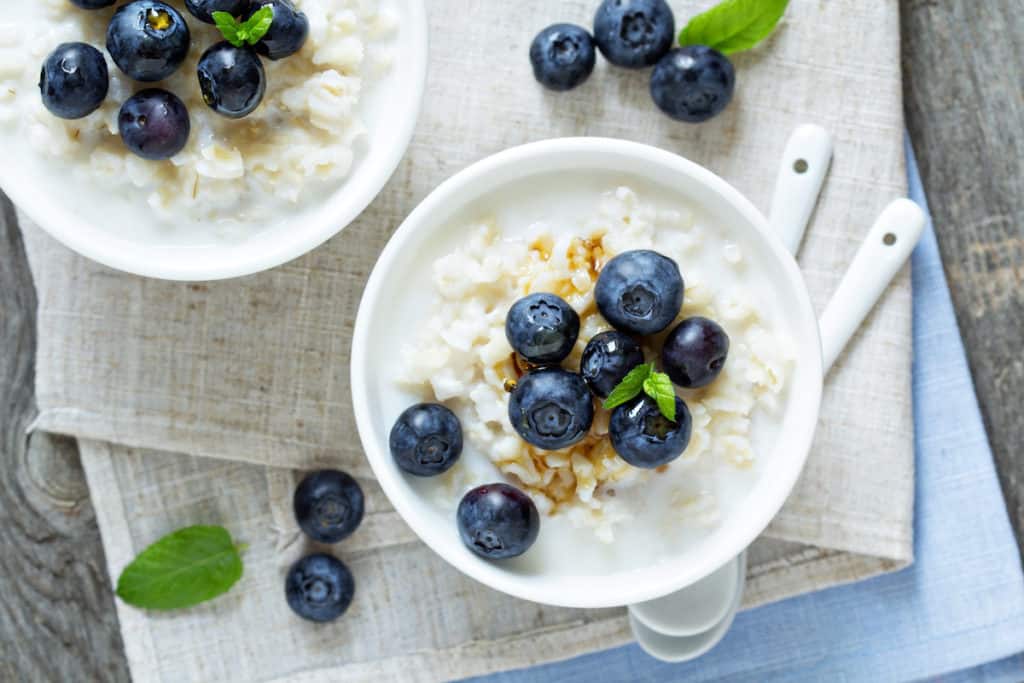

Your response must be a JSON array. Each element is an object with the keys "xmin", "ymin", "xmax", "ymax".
[
  {"xmin": 212, "ymin": 11, "xmax": 242, "ymax": 47},
  {"xmin": 602, "ymin": 362, "xmax": 653, "ymax": 411},
  {"xmin": 643, "ymin": 371, "xmax": 678, "ymax": 421},
  {"xmin": 212, "ymin": 7, "xmax": 273, "ymax": 48},
  {"xmin": 116, "ymin": 525, "xmax": 244, "ymax": 610},
  {"xmin": 678, "ymin": 0, "xmax": 789, "ymax": 55},
  {"xmin": 239, "ymin": 6, "xmax": 274, "ymax": 46}
]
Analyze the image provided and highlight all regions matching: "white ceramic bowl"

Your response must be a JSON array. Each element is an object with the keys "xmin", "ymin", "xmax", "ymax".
[
  {"xmin": 0, "ymin": 0, "xmax": 428, "ymax": 281},
  {"xmin": 351, "ymin": 138, "xmax": 824, "ymax": 608}
]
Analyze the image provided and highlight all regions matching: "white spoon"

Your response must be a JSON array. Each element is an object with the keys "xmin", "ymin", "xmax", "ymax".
[
  {"xmin": 769, "ymin": 124, "xmax": 834, "ymax": 253},
  {"xmin": 629, "ymin": 128, "xmax": 925, "ymax": 663},
  {"xmin": 630, "ymin": 125, "xmax": 832, "ymax": 650}
]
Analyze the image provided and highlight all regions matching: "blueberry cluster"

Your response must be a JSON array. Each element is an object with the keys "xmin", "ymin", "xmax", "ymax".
[
  {"xmin": 529, "ymin": 0, "xmax": 736, "ymax": 123},
  {"xmin": 285, "ymin": 469, "xmax": 363, "ymax": 622},
  {"xmin": 503, "ymin": 250, "xmax": 730, "ymax": 473},
  {"xmin": 40, "ymin": 0, "xmax": 309, "ymax": 160},
  {"xmin": 590, "ymin": 252, "xmax": 729, "ymax": 464},
  {"xmin": 387, "ymin": 248, "xmax": 731, "ymax": 562}
]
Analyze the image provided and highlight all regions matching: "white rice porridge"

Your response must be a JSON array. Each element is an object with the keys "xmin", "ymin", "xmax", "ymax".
[
  {"xmin": 0, "ymin": 0, "xmax": 395, "ymax": 224},
  {"xmin": 400, "ymin": 186, "xmax": 793, "ymax": 556}
]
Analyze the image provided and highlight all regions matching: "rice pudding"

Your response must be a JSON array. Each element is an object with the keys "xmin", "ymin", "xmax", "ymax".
[
  {"xmin": 397, "ymin": 184, "xmax": 793, "ymax": 571},
  {"xmin": 0, "ymin": 0, "xmax": 395, "ymax": 228}
]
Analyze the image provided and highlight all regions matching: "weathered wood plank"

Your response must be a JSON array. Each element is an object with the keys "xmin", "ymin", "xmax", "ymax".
[
  {"xmin": 0, "ymin": 192, "xmax": 130, "ymax": 682},
  {"xmin": 901, "ymin": 0, "xmax": 1024, "ymax": 562}
]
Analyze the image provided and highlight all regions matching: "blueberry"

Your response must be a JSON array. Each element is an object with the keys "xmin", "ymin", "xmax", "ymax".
[
  {"xmin": 184, "ymin": 0, "xmax": 251, "ymax": 23},
  {"xmin": 529, "ymin": 23, "xmax": 596, "ymax": 92},
  {"xmin": 38, "ymin": 43, "xmax": 108, "ymax": 120},
  {"xmin": 118, "ymin": 89, "xmax": 190, "ymax": 160},
  {"xmin": 389, "ymin": 403, "xmax": 463, "ymax": 476},
  {"xmin": 457, "ymin": 483, "xmax": 540, "ymax": 560},
  {"xmin": 661, "ymin": 316, "xmax": 730, "ymax": 388},
  {"xmin": 70, "ymin": 0, "xmax": 117, "ymax": 8},
  {"xmin": 580, "ymin": 331, "xmax": 645, "ymax": 398},
  {"xmin": 650, "ymin": 46, "xmax": 736, "ymax": 123},
  {"xmin": 284, "ymin": 554, "xmax": 355, "ymax": 623},
  {"xmin": 595, "ymin": 250, "xmax": 684, "ymax": 336},
  {"xmin": 508, "ymin": 368, "xmax": 593, "ymax": 450},
  {"xmin": 247, "ymin": 0, "xmax": 309, "ymax": 60},
  {"xmin": 197, "ymin": 42, "xmax": 266, "ymax": 119},
  {"xmin": 505, "ymin": 293, "xmax": 580, "ymax": 365},
  {"xmin": 593, "ymin": 0, "xmax": 675, "ymax": 69},
  {"xmin": 106, "ymin": 0, "xmax": 190, "ymax": 82},
  {"xmin": 293, "ymin": 470, "xmax": 364, "ymax": 544},
  {"xmin": 609, "ymin": 395, "xmax": 691, "ymax": 468}
]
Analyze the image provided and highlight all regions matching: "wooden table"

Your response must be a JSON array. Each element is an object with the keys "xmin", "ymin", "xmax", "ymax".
[{"xmin": 1, "ymin": 1, "xmax": 1021, "ymax": 678}]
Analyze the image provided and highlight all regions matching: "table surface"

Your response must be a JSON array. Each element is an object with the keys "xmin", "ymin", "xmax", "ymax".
[{"xmin": 1, "ymin": 1, "xmax": 1022, "ymax": 679}]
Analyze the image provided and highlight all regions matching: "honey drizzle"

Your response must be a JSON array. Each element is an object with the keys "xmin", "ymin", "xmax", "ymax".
[{"xmin": 499, "ymin": 229, "xmax": 638, "ymax": 514}]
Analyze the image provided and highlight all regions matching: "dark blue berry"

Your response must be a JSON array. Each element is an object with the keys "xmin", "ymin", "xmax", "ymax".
[
  {"xmin": 529, "ymin": 23, "xmax": 596, "ymax": 92},
  {"xmin": 118, "ymin": 89, "xmax": 190, "ymax": 160},
  {"xmin": 661, "ymin": 316, "xmax": 730, "ymax": 388},
  {"xmin": 505, "ymin": 293, "xmax": 580, "ymax": 364},
  {"xmin": 580, "ymin": 331, "xmax": 645, "ymax": 398},
  {"xmin": 457, "ymin": 483, "xmax": 539, "ymax": 560},
  {"xmin": 595, "ymin": 250, "xmax": 683, "ymax": 336},
  {"xmin": 184, "ymin": 0, "xmax": 251, "ymax": 23},
  {"xmin": 197, "ymin": 42, "xmax": 266, "ymax": 119},
  {"xmin": 593, "ymin": 0, "xmax": 675, "ymax": 69},
  {"xmin": 650, "ymin": 46, "xmax": 736, "ymax": 123},
  {"xmin": 609, "ymin": 395, "xmax": 691, "ymax": 468},
  {"xmin": 293, "ymin": 470, "xmax": 364, "ymax": 544},
  {"xmin": 285, "ymin": 554, "xmax": 354, "ymax": 623},
  {"xmin": 508, "ymin": 368, "xmax": 594, "ymax": 450},
  {"xmin": 106, "ymin": 1, "xmax": 190, "ymax": 82},
  {"xmin": 247, "ymin": 0, "xmax": 309, "ymax": 60},
  {"xmin": 39, "ymin": 43, "xmax": 108, "ymax": 120},
  {"xmin": 389, "ymin": 403, "xmax": 463, "ymax": 476},
  {"xmin": 70, "ymin": 0, "xmax": 117, "ymax": 8}
]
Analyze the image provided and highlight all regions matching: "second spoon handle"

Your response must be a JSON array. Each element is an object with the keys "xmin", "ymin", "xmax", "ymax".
[{"xmin": 819, "ymin": 198, "xmax": 926, "ymax": 372}]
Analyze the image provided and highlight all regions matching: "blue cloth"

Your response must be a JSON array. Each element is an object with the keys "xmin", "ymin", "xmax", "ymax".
[{"xmin": 464, "ymin": 140, "xmax": 1024, "ymax": 682}]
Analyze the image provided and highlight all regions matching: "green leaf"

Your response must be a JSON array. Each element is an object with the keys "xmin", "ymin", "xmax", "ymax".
[
  {"xmin": 116, "ymin": 525, "xmax": 245, "ymax": 610},
  {"xmin": 643, "ymin": 371, "xmax": 678, "ymax": 422},
  {"xmin": 212, "ymin": 11, "xmax": 242, "ymax": 47},
  {"xmin": 678, "ymin": 0, "xmax": 790, "ymax": 55},
  {"xmin": 602, "ymin": 362, "xmax": 654, "ymax": 411},
  {"xmin": 239, "ymin": 6, "xmax": 274, "ymax": 46}
]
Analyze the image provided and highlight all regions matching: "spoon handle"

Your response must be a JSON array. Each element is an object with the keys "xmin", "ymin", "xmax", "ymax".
[
  {"xmin": 768, "ymin": 124, "xmax": 833, "ymax": 255},
  {"xmin": 819, "ymin": 198, "xmax": 926, "ymax": 372}
]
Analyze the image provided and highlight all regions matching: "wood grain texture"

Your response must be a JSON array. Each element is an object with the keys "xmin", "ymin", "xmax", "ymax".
[
  {"xmin": 0, "ymin": 192, "xmax": 130, "ymax": 682},
  {"xmin": 901, "ymin": 0, "xmax": 1024, "ymax": 562}
]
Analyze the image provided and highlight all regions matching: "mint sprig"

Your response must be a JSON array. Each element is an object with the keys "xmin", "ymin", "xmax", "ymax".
[
  {"xmin": 602, "ymin": 363, "xmax": 654, "ymax": 411},
  {"xmin": 602, "ymin": 362, "xmax": 678, "ymax": 421},
  {"xmin": 212, "ymin": 7, "xmax": 274, "ymax": 48},
  {"xmin": 678, "ymin": 0, "xmax": 789, "ymax": 55},
  {"xmin": 116, "ymin": 525, "xmax": 245, "ymax": 610},
  {"xmin": 642, "ymin": 371, "xmax": 678, "ymax": 422}
]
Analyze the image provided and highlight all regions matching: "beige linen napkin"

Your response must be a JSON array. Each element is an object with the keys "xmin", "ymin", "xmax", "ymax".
[
  {"xmin": 78, "ymin": 440, "xmax": 903, "ymax": 683},
  {"xmin": 19, "ymin": 0, "xmax": 912, "ymax": 680}
]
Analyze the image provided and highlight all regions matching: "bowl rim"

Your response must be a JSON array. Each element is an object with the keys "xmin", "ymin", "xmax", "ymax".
[
  {"xmin": 351, "ymin": 137, "xmax": 824, "ymax": 608},
  {"xmin": 0, "ymin": 0, "xmax": 429, "ymax": 281}
]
